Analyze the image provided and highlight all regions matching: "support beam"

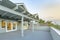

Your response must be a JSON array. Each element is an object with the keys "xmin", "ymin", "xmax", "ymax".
[
  {"xmin": 15, "ymin": 16, "xmax": 19, "ymax": 19},
  {"xmin": 19, "ymin": 6, "xmax": 25, "ymax": 10},
  {"xmin": 12, "ymin": 5, "xmax": 18, "ymax": 10},
  {"xmin": 14, "ymin": 16, "xmax": 20, "ymax": 19},
  {"xmin": 2, "ymin": 12, "xmax": 7, "ymax": 17},
  {"xmin": 9, "ymin": 15, "xmax": 16, "ymax": 18},
  {"xmin": 21, "ymin": 16, "xmax": 24, "ymax": 37},
  {"xmin": 21, "ymin": 10, "xmax": 26, "ymax": 13}
]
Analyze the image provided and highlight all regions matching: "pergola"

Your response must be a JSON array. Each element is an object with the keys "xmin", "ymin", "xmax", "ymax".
[{"xmin": 0, "ymin": 0, "xmax": 38, "ymax": 37}]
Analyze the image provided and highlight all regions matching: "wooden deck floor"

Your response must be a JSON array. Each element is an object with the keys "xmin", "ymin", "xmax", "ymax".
[{"xmin": 0, "ymin": 30, "xmax": 53, "ymax": 40}]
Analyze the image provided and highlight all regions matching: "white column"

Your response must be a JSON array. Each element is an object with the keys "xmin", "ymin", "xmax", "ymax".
[
  {"xmin": 21, "ymin": 16, "xmax": 24, "ymax": 37},
  {"xmin": 6, "ymin": 21, "xmax": 7, "ymax": 32},
  {"xmin": 32, "ymin": 21, "xmax": 34, "ymax": 32},
  {"xmin": 16, "ymin": 22, "xmax": 17, "ymax": 30}
]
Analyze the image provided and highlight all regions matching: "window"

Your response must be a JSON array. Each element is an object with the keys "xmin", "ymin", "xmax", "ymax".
[
  {"xmin": 7, "ymin": 22, "xmax": 12, "ymax": 30},
  {"xmin": 1, "ymin": 20, "xmax": 6, "ymax": 28},
  {"xmin": 13, "ymin": 23, "xmax": 16, "ymax": 29}
]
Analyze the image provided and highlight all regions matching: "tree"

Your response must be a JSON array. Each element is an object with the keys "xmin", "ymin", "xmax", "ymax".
[
  {"xmin": 39, "ymin": 19, "xmax": 45, "ymax": 24},
  {"xmin": 46, "ymin": 21, "xmax": 53, "ymax": 26}
]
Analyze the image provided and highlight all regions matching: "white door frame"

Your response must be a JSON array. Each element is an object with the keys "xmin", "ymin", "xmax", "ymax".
[
  {"xmin": 6, "ymin": 21, "xmax": 17, "ymax": 32},
  {"xmin": 6, "ymin": 22, "xmax": 13, "ymax": 32}
]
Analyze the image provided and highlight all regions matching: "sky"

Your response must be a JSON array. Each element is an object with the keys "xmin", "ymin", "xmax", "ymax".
[{"xmin": 10, "ymin": 0, "xmax": 60, "ymax": 23}]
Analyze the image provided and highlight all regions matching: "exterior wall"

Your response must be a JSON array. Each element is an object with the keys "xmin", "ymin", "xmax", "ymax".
[
  {"xmin": 23, "ymin": 21, "xmax": 28, "ymax": 30},
  {"xmin": 50, "ymin": 28, "xmax": 60, "ymax": 40},
  {"xmin": 0, "ymin": 18, "xmax": 29, "ymax": 33},
  {"xmin": 0, "ymin": 19, "xmax": 6, "ymax": 33},
  {"xmin": 0, "ymin": 18, "xmax": 18, "ymax": 33},
  {"xmin": 17, "ymin": 22, "xmax": 21, "ymax": 30},
  {"xmin": 17, "ymin": 21, "xmax": 29, "ymax": 30}
]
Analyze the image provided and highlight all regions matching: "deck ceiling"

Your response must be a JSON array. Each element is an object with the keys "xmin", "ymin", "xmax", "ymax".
[
  {"xmin": 0, "ymin": 0, "xmax": 16, "ymax": 9},
  {"xmin": 23, "ymin": 11, "xmax": 30, "ymax": 15},
  {"xmin": 0, "ymin": 10, "xmax": 31, "ymax": 21},
  {"xmin": 0, "ymin": 10, "xmax": 22, "ymax": 21},
  {"xmin": 15, "ymin": 6, "xmax": 24, "ymax": 13},
  {"xmin": 0, "ymin": 0, "xmax": 37, "ymax": 21},
  {"xmin": 15, "ymin": 6, "xmax": 30, "ymax": 16},
  {"xmin": 0, "ymin": 0, "xmax": 31, "ymax": 18}
]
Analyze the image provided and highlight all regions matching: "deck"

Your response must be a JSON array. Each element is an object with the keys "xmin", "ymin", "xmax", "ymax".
[{"xmin": 0, "ymin": 29, "xmax": 53, "ymax": 40}]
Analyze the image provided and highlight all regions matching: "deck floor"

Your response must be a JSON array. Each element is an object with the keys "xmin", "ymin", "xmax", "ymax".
[{"xmin": 0, "ymin": 30, "xmax": 53, "ymax": 40}]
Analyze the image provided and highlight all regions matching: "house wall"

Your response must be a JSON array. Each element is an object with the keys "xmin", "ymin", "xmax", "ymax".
[
  {"xmin": 17, "ymin": 21, "xmax": 29, "ymax": 30},
  {"xmin": 0, "ymin": 19, "xmax": 6, "ymax": 33},
  {"xmin": 0, "ymin": 18, "xmax": 29, "ymax": 33},
  {"xmin": 0, "ymin": 18, "xmax": 18, "ymax": 33},
  {"xmin": 17, "ymin": 22, "xmax": 21, "ymax": 30}
]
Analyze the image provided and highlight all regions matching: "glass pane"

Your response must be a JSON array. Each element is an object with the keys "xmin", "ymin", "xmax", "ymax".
[
  {"xmin": 13, "ymin": 23, "xmax": 16, "ymax": 29},
  {"xmin": 7, "ymin": 22, "xmax": 12, "ymax": 30},
  {"xmin": 1, "ymin": 20, "xmax": 5, "ymax": 28}
]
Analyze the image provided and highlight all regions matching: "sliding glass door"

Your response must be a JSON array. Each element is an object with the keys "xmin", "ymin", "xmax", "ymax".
[{"xmin": 6, "ymin": 22, "xmax": 17, "ymax": 32}]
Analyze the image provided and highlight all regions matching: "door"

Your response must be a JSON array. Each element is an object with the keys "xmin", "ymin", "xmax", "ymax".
[
  {"xmin": 7, "ymin": 22, "xmax": 12, "ymax": 30},
  {"xmin": 1, "ymin": 20, "xmax": 6, "ymax": 28},
  {"xmin": 13, "ymin": 22, "xmax": 17, "ymax": 30}
]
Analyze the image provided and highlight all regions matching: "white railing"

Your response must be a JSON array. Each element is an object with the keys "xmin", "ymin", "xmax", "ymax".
[{"xmin": 51, "ymin": 27, "xmax": 60, "ymax": 35}]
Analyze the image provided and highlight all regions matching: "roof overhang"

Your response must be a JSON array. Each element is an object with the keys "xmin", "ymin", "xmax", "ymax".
[
  {"xmin": 0, "ymin": 5, "xmax": 35, "ymax": 21},
  {"xmin": 0, "ymin": 10, "xmax": 22, "ymax": 21},
  {"xmin": 0, "ymin": 0, "xmax": 16, "ymax": 9},
  {"xmin": 0, "ymin": 0, "xmax": 38, "ymax": 22}
]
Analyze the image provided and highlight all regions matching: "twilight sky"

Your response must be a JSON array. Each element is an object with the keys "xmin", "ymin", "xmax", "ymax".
[{"xmin": 10, "ymin": 0, "xmax": 60, "ymax": 21}]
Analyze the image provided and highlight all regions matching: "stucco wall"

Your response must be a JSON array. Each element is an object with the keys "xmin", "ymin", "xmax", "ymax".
[
  {"xmin": 0, "ymin": 19, "xmax": 18, "ymax": 33},
  {"xmin": 17, "ymin": 23, "xmax": 21, "ymax": 30},
  {"xmin": 0, "ymin": 27, "xmax": 6, "ymax": 33},
  {"xmin": 17, "ymin": 21, "xmax": 29, "ymax": 30},
  {"xmin": 50, "ymin": 28, "xmax": 60, "ymax": 40},
  {"xmin": 0, "ymin": 19, "xmax": 6, "ymax": 33}
]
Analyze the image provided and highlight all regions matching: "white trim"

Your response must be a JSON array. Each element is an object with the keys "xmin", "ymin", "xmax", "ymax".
[
  {"xmin": 12, "ymin": 5, "xmax": 18, "ymax": 10},
  {"xmin": 21, "ymin": 11, "xmax": 26, "ymax": 13},
  {"xmin": 6, "ymin": 21, "xmax": 17, "ymax": 32},
  {"xmin": 51, "ymin": 27, "xmax": 60, "ymax": 35}
]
